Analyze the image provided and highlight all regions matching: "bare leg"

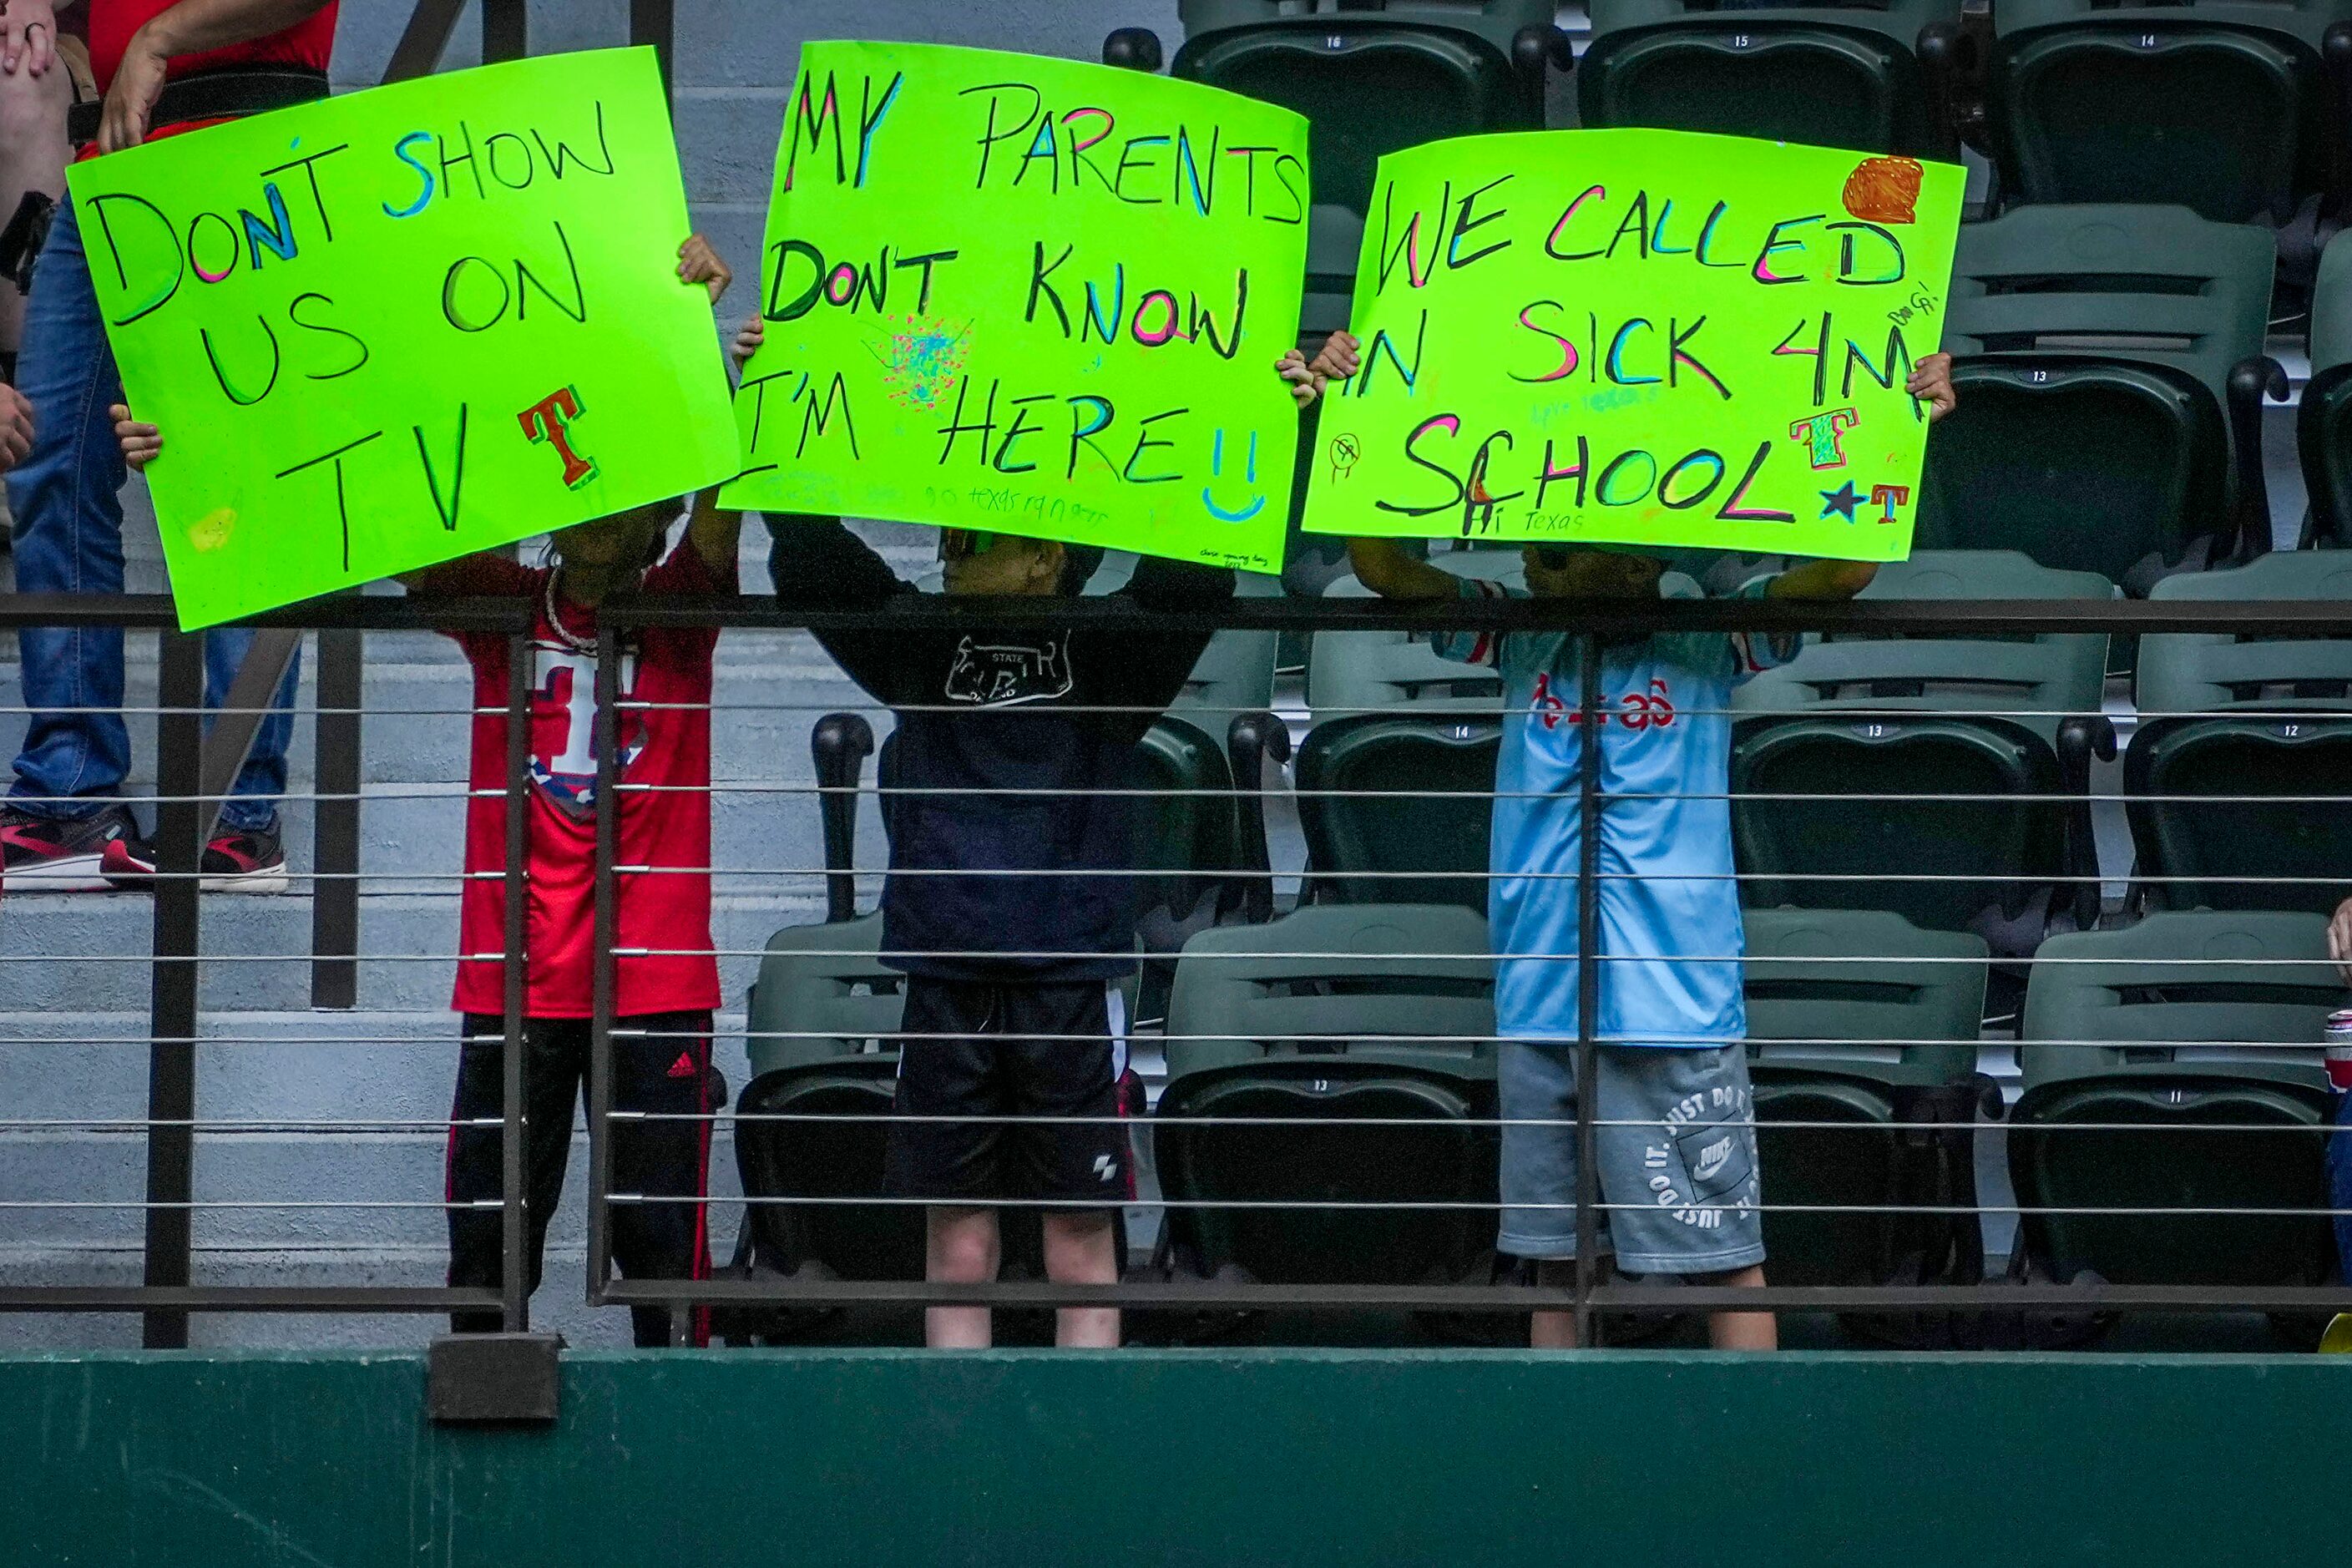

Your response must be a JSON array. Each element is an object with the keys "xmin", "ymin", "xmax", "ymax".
[
  {"xmin": 1041, "ymin": 1208, "xmax": 1120, "ymax": 1348},
  {"xmin": 1530, "ymin": 1258, "xmax": 1581, "ymax": 1348},
  {"xmin": 924, "ymin": 1205, "xmax": 999, "ymax": 1349},
  {"xmin": 1705, "ymin": 1263, "xmax": 1778, "ymax": 1351},
  {"xmin": 0, "ymin": 49, "xmax": 69, "ymax": 367}
]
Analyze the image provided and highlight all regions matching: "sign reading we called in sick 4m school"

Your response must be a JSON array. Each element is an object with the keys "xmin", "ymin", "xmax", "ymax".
[
  {"xmin": 70, "ymin": 47, "xmax": 740, "ymax": 630},
  {"xmin": 721, "ymin": 41, "xmax": 1310, "ymax": 572},
  {"xmin": 1305, "ymin": 129, "xmax": 1965, "ymax": 560}
]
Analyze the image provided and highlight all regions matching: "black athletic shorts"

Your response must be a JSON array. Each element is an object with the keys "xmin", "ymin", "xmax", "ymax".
[{"xmin": 883, "ymin": 975, "xmax": 1133, "ymax": 1207}]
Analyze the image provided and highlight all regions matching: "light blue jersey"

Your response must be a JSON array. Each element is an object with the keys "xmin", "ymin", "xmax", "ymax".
[{"xmin": 1433, "ymin": 575, "xmax": 1798, "ymax": 1047}]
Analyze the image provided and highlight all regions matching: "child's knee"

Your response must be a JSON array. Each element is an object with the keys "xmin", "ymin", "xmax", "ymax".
[{"xmin": 927, "ymin": 1207, "xmax": 1000, "ymax": 1281}]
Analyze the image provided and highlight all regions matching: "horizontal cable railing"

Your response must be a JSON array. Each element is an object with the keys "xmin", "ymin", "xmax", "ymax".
[{"xmin": 4, "ymin": 586, "xmax": 2350, "ymax": 1351}]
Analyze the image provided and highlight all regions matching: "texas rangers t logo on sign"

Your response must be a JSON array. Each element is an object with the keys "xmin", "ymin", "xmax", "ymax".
[{"xmin": 521, "ymin": 385, "xmax": 600, "ymax": 489}]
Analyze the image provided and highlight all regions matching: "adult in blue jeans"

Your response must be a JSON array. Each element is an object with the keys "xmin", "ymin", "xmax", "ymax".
[{"xmin": 2, "ymin": 0, "xmax": 339, "ymax": 893}]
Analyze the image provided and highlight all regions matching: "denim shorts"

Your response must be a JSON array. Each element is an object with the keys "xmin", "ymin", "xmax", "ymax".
[{"xmin": 1497, "ymin": 1041, "xmax": 1766, "ymax": 1275}]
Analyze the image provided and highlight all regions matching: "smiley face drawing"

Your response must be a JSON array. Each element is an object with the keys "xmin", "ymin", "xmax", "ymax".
[{"xmin": 1201, "ymin": 429, "xmax": 1268, "ymax": 523}]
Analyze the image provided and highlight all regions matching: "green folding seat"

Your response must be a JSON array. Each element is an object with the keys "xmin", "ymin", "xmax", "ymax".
[
  {"xmin": 1129, "ymin": 0, "xmax": 1570, "ymax": 220},
  {"xmin": 734, "ymin": 915, "xmax": 923, "ymax": 1292},
  {"xmin": 1294, "ymin": 560, "xmax": 1520, "ymax": 911},
  {"xmin": 1742, "ymin": 909, "xmax": 1992, "ymax": 1293},
  {"xmin": 1987, "ymin": 0, "xmax": 2352, "ymax": 227},
  {"xmin": 1919, "ymin": 205, "xmax": 2283, "ymax": 589},
  {"xmin": 1141, "ymin": 569, "xmax": 1285, "ymax": 945},
  {"xmin": 1154, "ymin": 904, "xmax": 1501, "ymax": 1290},
  {"xmin": 1578, "ymin": 0, "xmax": 1965, "ymax": 155},
  {"xmin": 2010, "ymin": 911, "xmax": 2339, "ymax": 1294},
  {"xmin": 2297, "ymin": 235, "xmax": 2352, "ymax": 545},
  {"xmin": 1731, "ymin": 550, "xmax": 2114, "ymax": 950},
  {"xmin": 2127, "ymin": 553, "xmax": 2352, "ymax": 915}
]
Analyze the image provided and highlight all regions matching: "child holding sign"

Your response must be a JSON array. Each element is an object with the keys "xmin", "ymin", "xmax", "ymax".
[
  {"xmin": 113, "ymin": 235, "xmax": 740, "ymax": 1350},
  {"xmin": 754, "ymin": 321, "xmax": 1322, "ymax": 1348},
  {"xmin": 1306, "ymin": 331, "xmax": 1954, "ymax": 1351}
]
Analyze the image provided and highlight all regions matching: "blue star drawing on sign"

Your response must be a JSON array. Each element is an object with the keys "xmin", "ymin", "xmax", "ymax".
[{"xmin": 1819, "ymin": 481, "xmax": 1863, "ymax": 522}]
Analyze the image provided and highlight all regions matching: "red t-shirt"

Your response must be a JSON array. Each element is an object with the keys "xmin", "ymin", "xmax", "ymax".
[
  {"xmin": 434, "ymin": 544, "xmax": 727, "ymax": 1019},
  {"xmin": 85, "ymin": 1, "xmax": 339, "ymax": 146}
]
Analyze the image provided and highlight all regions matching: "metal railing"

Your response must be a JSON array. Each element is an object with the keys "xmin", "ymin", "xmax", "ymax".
[
  {"xmin": 5, "ymin": 584, "xmax": 2349, "ymax": 1350},
  {"xmin": 0, "ymin": 0, "xmax": 677, "ymax": 1348}
]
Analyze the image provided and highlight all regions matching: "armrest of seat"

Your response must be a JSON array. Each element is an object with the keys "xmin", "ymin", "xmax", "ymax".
[
  {"xmin": 1226, "ymin": 710, "xmax": 1292, "ymax": 925},
  {"xmin": 2056, "ymin": 715, "xmax": 2117, "ymax": 932},
  {"xmin": 2326, "ymin": 26, "xmax": 2352, "ymax": 214},
  {"xmin": 2225, "ymin": 354, "xmax": 2290, "ymax": 561},
  {"xmin": 811, "ymin": 712, "xmax": 874, "ymax": 924},
  {"xmin": 1104, "ymin": 27, "xmax": 1164, "ymax": 72},
  {"xmin": 1513, "ymin": 23, "xmax": 1576, "ymax": 78},
  {"xmin": 1915, "ymin": 21, "xmax": 1978, "ymax": 161},
  {"xmin": 2298, "ymin": 364, "xmax": 2352, "ymax": 549}
]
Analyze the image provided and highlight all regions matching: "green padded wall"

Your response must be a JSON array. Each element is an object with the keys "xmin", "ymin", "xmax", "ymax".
[{"xmin": 4, "ymin": 1348, "xmax": 2350, "ymax": 1565}]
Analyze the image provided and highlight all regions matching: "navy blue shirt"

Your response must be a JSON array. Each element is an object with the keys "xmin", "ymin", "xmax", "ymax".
[{"xmin": 770, "ymin": 517, "xmax": 1234, "ymax": 981}]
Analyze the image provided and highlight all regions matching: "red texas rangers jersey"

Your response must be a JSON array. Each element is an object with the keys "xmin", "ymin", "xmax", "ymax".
[{"xmin": 433, "ymin": 545, "xmax": 726, "ymax": 1019}]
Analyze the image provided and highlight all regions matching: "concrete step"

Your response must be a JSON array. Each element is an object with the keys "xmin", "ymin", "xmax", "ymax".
[
  {"xmin": 0, "ymin": 891, "xmax": 824, "ymax": 1013},
  {"xmin": 0, "ymin": 1239, "xmax": 706, "ymax": 1351},
  {"xmin": 0, "ymin": 1243, "xmax": 674, "ymax": 1351},
  {"xmin": 0, "ymin": 1007, "xmax": 762, "ymax": 1122},
  {"xmin": 1, "ymin": 1126, "xmax": 746, "ymax": 1251}
]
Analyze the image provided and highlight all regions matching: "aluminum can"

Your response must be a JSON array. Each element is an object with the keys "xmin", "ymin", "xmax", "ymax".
[{"xmin": 2324, "ymin": 1008, "xmax": 2352, "ymax": 1093}]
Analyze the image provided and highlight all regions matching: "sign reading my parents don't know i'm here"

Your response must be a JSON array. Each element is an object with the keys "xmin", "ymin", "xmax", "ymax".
[
  {"xmin": 70, "ymin": 47, "xmax": 741, "ymax": 630},
  {"xmin": 721, "ymin": 41, "xmax": 1311, "ymax": 572},
  {"xmin": 1304, "ymin": 130, "xmax": 1966, "ymax": 560}
]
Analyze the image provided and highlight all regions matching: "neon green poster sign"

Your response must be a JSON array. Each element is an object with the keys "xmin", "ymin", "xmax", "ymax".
[
  {"xmin": 1303, "ymin": 129, "xmax": 1965, "ymax": 560},
  {"xmin": 69, "ymin": 47, "xmax": 740, "ymax": 630},
  {"xmin": 720, "ymin": 41, "xmax": 1310, "ymax": 572}
]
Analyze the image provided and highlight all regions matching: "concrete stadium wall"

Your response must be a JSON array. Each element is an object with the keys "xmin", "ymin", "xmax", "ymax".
[{"xmin": 7, "ymin": 1348, "xmax": 2350, "ymax": 1566}]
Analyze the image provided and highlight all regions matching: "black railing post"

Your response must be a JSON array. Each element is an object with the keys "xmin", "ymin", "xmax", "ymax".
[
  {"xmin": 501, "ymin": 637, "xmax": 532, "ymax": 1331},
  {"xmin": 587, "ymin": 625, "xmax": 621, "ymax": 1322},
  {"xmin": 309, "ymin": 627, "xmax": 362, "ymax": 1009},
  {"xmin": 382, "ymin": 0, "xmax": 470, "ymax": 83},
  {"xmin": 482, "ymin": 0, "xmax": 527, "ymax": 65},
  {"xmin": 141, "ymin": 630, "xmax": 205, "ymax": 1349},
  {"xmin": 1572, "ymin": 635, "xmax": 1604, "ymax": 1351},
  {"xmin": 631, "ymin": 0, "xmax": 678, "ymax": 100}
]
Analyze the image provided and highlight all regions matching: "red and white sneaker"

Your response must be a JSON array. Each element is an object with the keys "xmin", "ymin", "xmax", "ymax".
[
  {"xmin": 102, "ymin": 820, "xmax": 290, "ymax": 894},
  {"xmin": 0, "ymin": 802, "xmax": 141, "ymax": 892}
]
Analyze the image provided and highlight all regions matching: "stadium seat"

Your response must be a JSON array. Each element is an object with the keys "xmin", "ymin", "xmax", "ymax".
[
  {"xmin": 1578, "ymin": 0, "xmax": 1966, "ymax": 155},
  {"xmin": 734, "ymin": 914, "xmax": 923, "ymax": 1293},
  {"xmin": 2126, "ymin": 553, "xmax": 2352, "ymax": 915},
  {"xmin": 1743, "ymin": 908, "xmax": 1994, "ymax": 1293},
  {"xmin": 1294, "ymin": 561, "xmax": 1520, "ymax": 910},
  {"xmin": 1985, "ymin": 0, "xmax": 2352, "ymax": 230},
  {"xmin": 2009, "ymin": 911, "xmax": 2339, "ymax": 1297},
  {"xmin": 1919, "ymin": 205, "xmax": 2284, "ymax": 589},
  {"xmin": 1141, "ymin": 569, "xmax": 1286, "ymax": 948},
  {"xmin": 1152, "ymin": 904, "xmax": 1501, "ymax": 1292},
  {"xmin": 2298, "ymin": 234, "xmax": 2352, "ymax": 545},
  {"xmin": 1730, "ymin": 550, "xmax": 2115, "ymax": 951},
  {"xmin": 1132, "ymin": 0, "xmax": 1571, "ymax": 220}
]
